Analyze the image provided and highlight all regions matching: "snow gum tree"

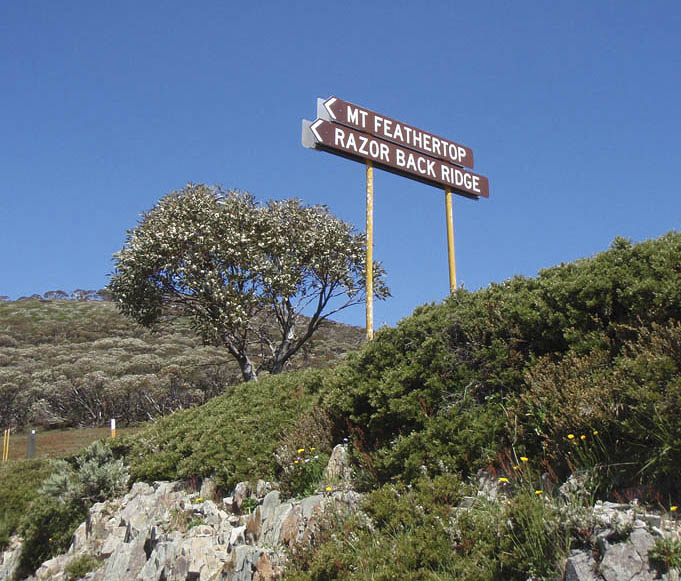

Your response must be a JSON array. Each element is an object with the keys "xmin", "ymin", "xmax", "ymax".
[{"xmin": 109, "ymin": 184, "xmax": 389, "ymax": 381}]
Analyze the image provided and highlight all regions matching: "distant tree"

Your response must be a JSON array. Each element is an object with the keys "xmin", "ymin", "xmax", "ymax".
[
  {"xmin": 71, "ymin": 289, "xmax": 97, "ymax": 301},
  {"xmin": 109, "ymin": 184, "xmax": 388, "ymax": 381},
  {"xmin": 44, "ymin": 290, "xmax": 69, "ymax": 300},
  {"xmin": 95, "ymin": 288, "xmax": 112, "ymax": 301}
]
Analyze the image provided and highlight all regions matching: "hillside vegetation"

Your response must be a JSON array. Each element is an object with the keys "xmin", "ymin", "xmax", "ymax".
[
  {"xmin": 0, "ymin": 297, "xmax": 363, "ymax": 429},
  {"xmin": 113, "ymin": 232, "xmax": 681, "ymax": 578},
  {"xmin": 4, "ymin": 232, "xmax": 681, "ymax": 579}
]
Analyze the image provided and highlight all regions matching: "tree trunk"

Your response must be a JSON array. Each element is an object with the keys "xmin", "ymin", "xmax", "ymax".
[{"xmin": 239, "ymin": 356, "xmax": 258, "ymax": 382}]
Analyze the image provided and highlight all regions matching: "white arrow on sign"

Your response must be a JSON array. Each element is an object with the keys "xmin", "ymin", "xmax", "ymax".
[
  {"xmin": 317, "ymin": 97, "xmax": 337, "ymax": 121},
  {"xmin": 301, "ymin": 119, "xmax": 322, "ymax": 149},
  {"xmin": 310, "ymin": 119, "xmax": 324, "ymax": 141},
  {"xmin": 323, "ymin": 97, "xmax": 337, "ymax": 119}
]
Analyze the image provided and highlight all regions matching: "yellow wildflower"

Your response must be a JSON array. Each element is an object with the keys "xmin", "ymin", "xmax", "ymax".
[
  {"xmin": 325, "ymin": 486, "xmax": 333, "ymax": 492},
  {"xmin": 671, "ymin": 506, "xmax": 678, "ymax": 512},
  {"xmin": 498, "ymin": 477, "xmax": 509, "ymax": 483},
  {"xmin": 567, "ymin": 434, "xmax": 575, "ymax": 440},
  {"xmin": 520, "ymin": 457, "xmax": 529, "ymax": 463},
  {"xmin": 294, "ymin": 460, "xmax": 299, "ymax": 464},
  {"xmin": 580, "ymin": 435, "xmax": 587, "ymax": 440},
  {"xmin": 513, "ymin": 465, "xmax": 520, "ymax": 471},
  {"xmin": 297, "ymin": 448, "xmax": 305, "ymax": 454},
  {"xmin": 593, "ymin": 430, "xmax": 599, "ymax": 436},
  {"xmin": 535, "ymin": 490, "xmax": 543, "ymax": 495}
]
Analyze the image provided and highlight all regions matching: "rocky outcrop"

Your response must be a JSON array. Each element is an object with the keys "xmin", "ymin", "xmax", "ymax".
[
  {"xmin": 564, "ymin": 501, "xmax": 681, "ymax": 581},
  {"xmin": 23, "ymin": 476, "xmax": 360, "ymax": 581},
  {"xmin": 0, "ymin": 536, "xmax": 22, "ymax": 581},
  {"xmin": 7, "ymin": 447, "xmax": 681, "ymax": 580}
]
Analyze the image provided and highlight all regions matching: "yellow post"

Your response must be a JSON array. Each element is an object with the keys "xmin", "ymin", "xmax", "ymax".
[
  {"xmin": 2, "ymin": 428, "xmax": 9, "ymax": 463},
  {"xmin": 445, "ymin": 187, "xmax": 457, "ymax": 292},
  {"xmin": 366, "ymin": 160, "xmax": 374, "ymax": 340}
]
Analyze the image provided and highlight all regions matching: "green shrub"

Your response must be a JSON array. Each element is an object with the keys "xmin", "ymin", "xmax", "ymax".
[
  {"xmin": 0, "ymin": 512, "xmax": 10, "ymax": 549},
  {"xmin": 18, "ymin": 440, "xmax": 128, "ymax": 575},
  {"xmin": 367, "ymin": 398, "xmax": 506, "ymax": 485},
  {"xmin": 0, "ymin": 459, "xmax": 52, "ymax": 548},
  {"xmin": 17, "ymin": 497, "xmax": 89, "ymax": 576},
  {"xmin": 287, "ymin": 475, "xmax": 467, "ymax": 580},
  {"xmin": 275, "ymin": 406, "xmax": 334, "ymax": 498},
  {"xmin": 122, "ymin": 368, "xmax": 332, "ymax": 490},
  {"xmin": 75, "ymin": 440, "xmax": 129, "ymax": 502},
  {"xmin": 324, "ymin": 233, "xmax": 681, "ymax": 496},
  {"xmin": 509, "ymin": 321, "xmax": 681, "ymax": 497},
  {"xmin": 649, "ymin": 536, "xmax": 681, "ymax": 574},
  {"xmin": 64, "ymin": 553, "xmax": 102, "ymax": 579}
]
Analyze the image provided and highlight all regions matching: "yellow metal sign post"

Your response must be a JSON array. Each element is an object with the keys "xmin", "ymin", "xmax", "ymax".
[
  {"xmin": 366, "ymin": 160, "xmax": 374, "ymax": 340},
  {"xmin": 2, "ymin": 428, "xmax": 10, "ymax": 463},
  {"xmin": 445, "ymin": 187, "xmax": 457, "ymax": 292},
  {"xmin": 304, "ymin": 97, "xmax": 490, "ymax": 334}
]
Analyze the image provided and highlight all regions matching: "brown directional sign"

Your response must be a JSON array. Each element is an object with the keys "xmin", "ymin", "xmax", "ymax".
[
  {"xmin": 318, "ymin": 96, "xmax": 475, "ymax": 169},
  {"xmin": 304, "ymin": 119, "xmax": 489, "ymax": 199}
]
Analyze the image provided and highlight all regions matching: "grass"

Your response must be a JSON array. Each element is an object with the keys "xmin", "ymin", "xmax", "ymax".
[
  {"xmin": 0, "ymin": 459, "xmax": 53, "ymax": 549},
  {"xmin": 1, "ymin": 427, "xmax": 141, "ymax": 462}
]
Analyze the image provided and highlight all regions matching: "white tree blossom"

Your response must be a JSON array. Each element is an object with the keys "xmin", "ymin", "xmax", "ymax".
[{"xmin": 109, "ymin": 184, "xmax": 389, "ymax": 381}]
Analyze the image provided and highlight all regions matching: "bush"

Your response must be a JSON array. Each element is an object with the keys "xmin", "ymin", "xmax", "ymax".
[
  {"xmin": 649, "ymin": 536, "xmax": 681, "ymax": 575},
  {"xmin": 18, "ymin": 441, "xmax": 128, "ymax": 575},
  {"xmin": 286, "ymin": 474, "xmax": 466, "ymax": 580},
  {"xmin": 510, "ymin": 321, "xmax": 681, "ymax": 497},
  {"xmin": 65, "ymin": 553, "xmax": 102, "ymax": 580},
  {"xmin": 17, "ymin": 497, "xmax": 88, "ymax": 576},
  {"xmin": 0, "ymin": 459, "xmax": 52, "ymax": 548},
  {"xmin": 275, "ymin": 406, "xmax": 335, "ymax": 498},
  {"xmin": 322, "ymin": 232, "xmax": 681, "ymax": 496},
  {"xmin": 120, "ymin": 368, "xmax": 332, "ymax": 490}
]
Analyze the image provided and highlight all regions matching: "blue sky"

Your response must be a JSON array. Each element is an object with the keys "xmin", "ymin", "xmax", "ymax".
[{"xmin": 1, "ymin": 1, "xmax": 680, "ymax": 328}]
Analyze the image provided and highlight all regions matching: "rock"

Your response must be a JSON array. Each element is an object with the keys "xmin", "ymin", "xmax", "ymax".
[
  {"xmin": 95, "ymin": 534, "xmax": 147, "ymax": 581},
  {"xmin": 100, "ymin": 525, "xmax": 127, "ymax": 558},
  {"xmin": 323, "ymin": 444, "xmax": 352, "ymax": 484},
  {"xmin": 24, "ymin": 478, "xmax": 362, "ymax": 581},
  {"xmin": 564, "ymin": 550, "xmax": 600, "ymax": 581},
  {"xmin": 475, "ymin": 469, "xmax": 501, "ymax": 500},
  {"xmin": 459, "ymin": 496, "xmax": 476, "ymax": 508},
  {"xmin": 138, "ymin": 539, "xmax": 179, "ymax": 580},
  {"xmin": 233, "ymin": 482, "xmax": 250, "ymax": 509},
  {"xmin": 0, "ymin": 536, "xmax": 23, "ymax": 581},
  {"xmin": 261, "ymin": 491, "xmax": 281, "ymax": 524},
  {"xmin": 245, "ymin": 507, "xmax": 262, "ymax": 544},
  {"xmin": 629, "ymin": 528, "xmax": 656, "ymax": 558},
  {"xmin": 230, "ymin": 525, "xmax": 246, "ymax": 546},
  {"xmin": 599, "ymin": 529, "xmax": 656, "ymax": 581},
  {"xmin": 300, "ymin": 494, "xmax": 323, "ymax": 519},
  {"xmin": 263, "ymin": 502, "xmax": 292, "ymax": 547},
  {"xmin": 199, "ymin": 477, "xmax": 218, "ymax": 502},
  {"xmin": 253, "ymin": 552, "xmax": 283, "ymax": 581},
  {"xmin": 34, "ymin": 554, "xmax": 70, "ymax": 580},
  {"xmin": 255, "ymin": 480, "xmax": 271, "ymax": 499},
  {"xmin": 641, "ymin": 514, "xmax": 662, "ymax": 528},
  {"xmin": 278, "ymin": 505, "xmax": 302, "ymax": 547}
]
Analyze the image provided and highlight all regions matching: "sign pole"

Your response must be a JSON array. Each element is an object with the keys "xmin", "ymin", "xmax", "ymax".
[
  {"xmin": 445, "ymin": 187, "xmax": 457, "ymax": 292},
  {"xmin": 2, "ymin": 428, "xmax": 9, "ymax": 463},
  {"xmin": 366, "ymin": 160, "xmax": 374, "ymax": 340}
]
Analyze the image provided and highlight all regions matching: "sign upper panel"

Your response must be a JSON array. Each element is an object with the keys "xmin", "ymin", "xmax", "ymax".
[{"xmin": 318, "ymin": 97, "xmax": 475, "ymax": 169}]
